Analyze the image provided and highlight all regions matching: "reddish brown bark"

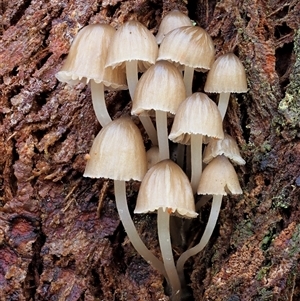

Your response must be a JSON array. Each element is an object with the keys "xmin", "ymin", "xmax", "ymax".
[{"xmin": 0, "ymin": 1, "xmax": 299, "ymax": 300}]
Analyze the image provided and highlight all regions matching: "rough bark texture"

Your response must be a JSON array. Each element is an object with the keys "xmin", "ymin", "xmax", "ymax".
[{"xmin": 0, "ymin": 0, "xmax": 299, "ymax": 300}]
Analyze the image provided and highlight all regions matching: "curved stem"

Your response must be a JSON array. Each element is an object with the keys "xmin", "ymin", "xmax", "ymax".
[
  {"xmin": 114, "ymin": 180, "xmax": 167, "ymax": 278},
  {"xmin": 138, "ymin": 115, "xmax": 158, "ymax": 146},
  {"xmin": 191, "ymin": 134, "xmax": 203, "ymax": 194},
  {"xmin": 156, "ymin": 110, "xmax": 169, "ymax": 161},
  {"xmin": 218, "ymin": 92, "xmax": 230, "ymax": 120},
  {"xmin": 90, "ymin": 80, "xmax": 111, "ymax": 127},
  {"xmin": 183, "ymin": 66, "xmax": 194, "ymax": 97},
  {"xmin": 177, "ymin": 195, "xmax": 223, "ymax": 284},
  {"xmin": 126, "ymin": 60, "xmax": 138, "ymax": 99},
  {"xmin": 158, "ymin": 208, "xmax": 181, "ymax": 301}
]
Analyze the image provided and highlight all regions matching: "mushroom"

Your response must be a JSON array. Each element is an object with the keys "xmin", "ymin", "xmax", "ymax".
[
  {"xmin": 204, "ymin": 52, "xmax": 247, "ymax": 120},
  {"xmin": 176, "ymin": 155, "xmax": 242, "ymax": 283},
  {"xmin": 169, "ymin": 92, "xmax": 224, "ymax": 193},
  {"xmin": 105, "ymin": 20, "xmax": 158, "ymax": 144},
  {"xmin": 56, "ymin": 24, "xmax": 127, "ymax": 127},
  {"xmin": 84, "ymin": 117, "xmax": 166, "ymax": 278},
  {"xmin": 156, "ymin": 10, "xmax": 192, "ymax": 44},
  {"xmin": 135, "ymin": 159, "xmax": 197, "ymax": 301},
  {"xmin": 157, "ymin": 26, "xmax": 215, "ymax": 96},
  {"xmin": 203, "ymin": 133, "xmax": 246, "ymax": 165},
  {"xmin": 132, "ymin": 60, "xmax": 186, "ymax": 160}
]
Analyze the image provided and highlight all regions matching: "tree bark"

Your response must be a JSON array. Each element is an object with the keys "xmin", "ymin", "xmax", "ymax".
[{"xmin": 0, "ymin": 0, "xmax": 299, "ymax": 300}]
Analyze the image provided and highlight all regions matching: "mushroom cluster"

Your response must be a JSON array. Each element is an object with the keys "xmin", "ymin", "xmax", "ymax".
[{"xmin": 56, "ymin": 10, "xmax": 247, "ymax": 301}]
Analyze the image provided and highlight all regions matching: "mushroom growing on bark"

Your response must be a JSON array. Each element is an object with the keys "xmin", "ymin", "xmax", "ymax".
[
  {"xmin": 84, "ymin": 117, "xmax": 166, "ymax": 278},
  {"xmin": 135, "ymin": 159, "xmax": 197, "ymax": 301},
  {"xmin": 56, "ymin": 24, "xmax": 127, "ymax": 127},
  {"xmin": 176, "ymin": 155, "xmax": 242, "ymax": 283},
  {"xmin": 204, "ymin": 52, "xmax": 247, "ymax": 119}
]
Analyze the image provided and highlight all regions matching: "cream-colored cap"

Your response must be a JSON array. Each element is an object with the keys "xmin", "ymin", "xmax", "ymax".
[
  {"xmin": 156, "ymin": 10, "xmax": 192, "ymax": 44},
  {"xmin": 56, "ymin": 24, "xmax": 127, "ymax": 89},
  {"xmin": 132, "ymin": 61, "xmax": 186, "ymax": 115},
  {"xmin": 146, "ymin": 146, "xmax": 160, "ymax": 169},
  {"xmin": 197, "ymin": 155, "xmax": 242, "ymax": 195},
  {"xmin": 105, "ymin": 20, "xmax": 158, "ymax": 72},
  {"xmin": 157, "ymin": 26, "xmax": 215, "ymax": 71},
  {"xmin": 83, "ymin": 117, "xmax": 147, "ymax": 181},
  {"xmin": 169, "ymin": 92, "xmax": 224, "ymax": 144},
  {"xmin": 204, "ymin": 53, "xmax": 247, "ymax": 93},
  {"xmin": 134, "ymin": 159, "xmax": 197, "ymax": 218},
  {"xmin": 203, "ymin": 133, "xmax": 246, "ymax": 165}
]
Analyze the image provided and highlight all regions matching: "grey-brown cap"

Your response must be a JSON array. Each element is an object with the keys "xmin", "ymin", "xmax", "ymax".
[
  {"xmin": 83, "ymin": 117, "xmax": 147, "ymax": 181},
  {"xmin": 56, "ymin": 24, "xmax": 127, "ymax": 89},
  {"xmin": 134, "ymin": 159, "xmax": 197, "ymax": 218},
  {"xmin": 156, "ymin": 10, "xmax": 192, "ymax": 44},
  {"xmin": 105, "ymin": 20, "xmax": 158, "ymax": 72},
  {"xmin": 157, "ymin": 26, "xmax": 215, "ymax": 71},
  {"xmin": 197, "ymin": 155, "xmax": 242, "ymax": 195},
  {"xmin": 203, "ymin": 133, "xmax": 246, "ymax": 165},
  {"xmin": 204, "ymin": 52, "xmax": 247, "ymax": 93},
  {"xmin": 169, "ymin": 92, "xmax": 224, "ymax": 144},
  {"xmin": 132, "ymin": 61, "xmax": 186, "ymax": 115}
]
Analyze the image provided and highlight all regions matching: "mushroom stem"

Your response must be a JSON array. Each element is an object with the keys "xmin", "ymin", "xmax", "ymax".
[
  {"xmin": 90, "ymin": 80, "xmax": 112, "ymax": 127},
  {"xmin": 126, "ymin": 60, "xmax": 158, "ymax": 145},
  {"xmin": 138, "ymin": 115, "xmax": 158, "ymax": 146},
  {"xmin": 218, "ymin": 92, "xmax": 230, "ymax": 120},
  {"xmin": 114, "ymin": 180, "xmax": 167, "ymax": 278},
  {"xmin": 183, "ymin": 65, "xmax": 194, "ymax": 96},
  {"xmin": 156, "ymin": 110, "xmax": 169, "ymax": 161},
  {"xmin": 158, "ymin": 208, "xmax": 181, "ymax": 301},
  {"xmin": 176, "ymin": 194, "xmax": 222, "ymax": 284},
  {"xmin": 191, "ymin": 134, "xmax": 203, "ymax": 193}
]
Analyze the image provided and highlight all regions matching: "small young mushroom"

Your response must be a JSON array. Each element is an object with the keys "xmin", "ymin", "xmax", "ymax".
[
  {"xmin": 203, "ymin": 133, "xmax": 246, "ymax": 165},
  {"xmin": 135, "ymin": 159, "xmax": 197, "ymax": 301},
  {"xmin": 55, "ymin": 24, "xmax": 127, "ymax": 127},
  {"xmin": 105, "ymin": 20, "xmax": 158, "ymax": 144},
  {"xmin": 204, "ymin": 52, "xmax": 247, "ymax": 119},
  {"xmin": 156, "ymin": 10, "xmax": 192, "ymax": 44},
  {"xmin": 176, "ymin": 155, "xmax": 242, "ymax": 283},
  {"xmin": 157, "ymin": 26, "xmax": 215, "ymax": 96},
  {"xmin": 132, "ymin": 60, "xmax": 186, "ymax": 160},
  {"xmin": 169, "ymin": 92, "xmax": 224, "ymax": 193},
  {"xmin": 84, "ymin": 117, "xmax": 166, "ymax": 278}
]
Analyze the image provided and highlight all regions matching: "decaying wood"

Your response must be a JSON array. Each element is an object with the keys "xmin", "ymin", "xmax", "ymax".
[{"xmin": 0, "ymin": 0, "xmax": 299, "ymax": 300}]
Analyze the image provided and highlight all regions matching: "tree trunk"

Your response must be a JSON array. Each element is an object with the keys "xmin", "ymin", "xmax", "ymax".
[{"xmin": 0, "ymin": 0, "xmax": 299, "ymax": 300}]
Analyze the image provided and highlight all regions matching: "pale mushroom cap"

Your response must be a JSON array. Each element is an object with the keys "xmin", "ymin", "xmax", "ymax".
[
  {"xmin": 169, "ymin": 92, "xmax": 224, "ymax": 144},
  {"xmin": 134, "ymin": 160, "xmax": 197, "ymax": 218},
  {"xmin": 204, "ymin": 52, "xmax": 247, "ymax": 93},
  {"xmin": 203, "ymin": 133, "xmax": 246, "ymax": 165},
  {"xmin": 156, "ymin": 10, "xmax": 192, "ymax": 44},
  {"xmin": 105, "ymin": 20, "xmax": 158, "ymax": 72},
  {"xmin": 197, "ymin": 155, "xmax": 242, "ymax": 195},
  {"xmin": 132, "ymin": 61, "xmax": 186, "ymax": 115},
  {"xmin": 157, "ymin": 26, "xmax": 215, "ymax": 71},
  {"xmin": 56, "ymin": 24, "xmax": 127, "ymax": 89},
  {"xmin": 83, "ymin": 117, "xmax": 147, "ymax": 181}
]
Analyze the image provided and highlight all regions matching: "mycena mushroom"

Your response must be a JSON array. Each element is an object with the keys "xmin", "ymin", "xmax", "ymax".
[
  {"xmin": 56, "ymin": 24, "xmax": 127, "ymax": 127},
  {"xmin": 84, "ymin": 117, "xmax": 166, "ymax": 278}
]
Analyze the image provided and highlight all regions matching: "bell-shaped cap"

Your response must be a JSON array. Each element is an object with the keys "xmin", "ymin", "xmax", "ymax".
[
  {"xmin": 134, "ymin": 160, "xmax": 197, "ymax": 218},
  {"xmin": 105, "ymin": 20, "xmax": 158, "ymax": 72},
  {"xmin": 132, "ymin": 61, "xmax": 186, "ymax": 115},
  {"xmin": 197, "ymin": 155, "xmax": 242, "ymax": 195},
  {"xmin": 169, "ymin": 92, "xmax": 224, "ymax": 145},
  {"xmin": 157, "ymin": 26, "xmax": 215, "ymax": 71},
  {"xmin": 204, "ymin": 53, "xmax": 247, "ymax": 93},
  {"xmin": 203, "ymin": 133, "xmax": 246, "ymax": 165},
  {"xmin": 156, "ymin": 10, "xmax": 192, "ymax": 44},
  {"xmin": 56, "ymin": 24, "xmax": 127, "ymax": 89},
  {"xmin": 83, "ymin": 117, "xmax": 147, "ymax": 181}
]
